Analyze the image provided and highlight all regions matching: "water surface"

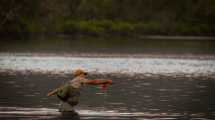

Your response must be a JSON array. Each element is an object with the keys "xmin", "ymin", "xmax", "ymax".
[
  {"xmin": 0, "ymin": 54, "xmax": 215, "ymax": 120},
  {"xmin": 1, "ymin": 36, "xmax": 215, "ymax": 119},
  {"xmin": 1, "ymin": 36, "xmax": 215, "ymax": 55}
]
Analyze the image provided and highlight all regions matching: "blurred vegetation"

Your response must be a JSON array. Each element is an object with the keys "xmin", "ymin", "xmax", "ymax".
[{"xmin": 0, "ymin": 0, "xmax": 215, "ymax": 37}]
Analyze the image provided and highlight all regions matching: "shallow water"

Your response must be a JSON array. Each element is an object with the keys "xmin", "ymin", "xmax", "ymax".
[
  {"xmin": 0, "ymin": 54, "xmax": 215, "ymax": 119},
  {"xmin": 1, "ymin": 73, "xmax": 215, "ymax": 120}
]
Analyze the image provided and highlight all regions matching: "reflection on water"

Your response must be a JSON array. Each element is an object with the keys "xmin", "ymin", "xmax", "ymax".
[
  {"xmin": 0, "ymin": 54, "xmax": 215, "ymax": 119},
  {"xmin": 1, "ymin": 36, "xmax": 215, "ymax": 55}
]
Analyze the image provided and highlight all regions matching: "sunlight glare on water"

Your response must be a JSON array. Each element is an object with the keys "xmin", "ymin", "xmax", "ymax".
[{"xmin": 0, "ymin": 54, "xmax": 215, "ymax": 78}]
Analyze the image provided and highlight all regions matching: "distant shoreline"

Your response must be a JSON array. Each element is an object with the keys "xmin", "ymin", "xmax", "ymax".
[
  {"xmin": 55, "ymin": 34, "xmax": 215, "ymax": 40},
  {"xmin": 1, "ymin": 32, "xmax": 215, "ymax": 40},
  {"xmin": 138, "ymin": 35, "xmax": 215, "ymax": 40},
  {"xmin": 31, "ymin": 33, "xmax": 215, "ymax": 40}
]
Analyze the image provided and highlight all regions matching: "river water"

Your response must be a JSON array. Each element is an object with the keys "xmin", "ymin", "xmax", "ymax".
[{"xmin": 0, "ymin": 37, "xmax": 215, "ymax": 119}]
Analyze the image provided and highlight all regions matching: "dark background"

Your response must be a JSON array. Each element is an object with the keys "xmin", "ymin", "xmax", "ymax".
[{"xmin": 0, "ymin": 0, "xmax": 215, "ymax": 37}]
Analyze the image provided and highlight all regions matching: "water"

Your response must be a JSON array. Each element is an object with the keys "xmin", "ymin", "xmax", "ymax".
[
  {"xmin": 0, "ymin": 36, "xmax": 215, "ymax": 119},
  {"xmin": 1, "ymin": 36, "xmax": 215, "ymax": 55},
  {"xmin": 0, "ymin": 54, "xmax": 215, "ymax": 119},
  {"xmin": 1, "ymin": 72, "xmax": 215, "ymax": 120},
  {"xmin": 0, "ymin": 54, "xmax": 215, "ymax": 77}
]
